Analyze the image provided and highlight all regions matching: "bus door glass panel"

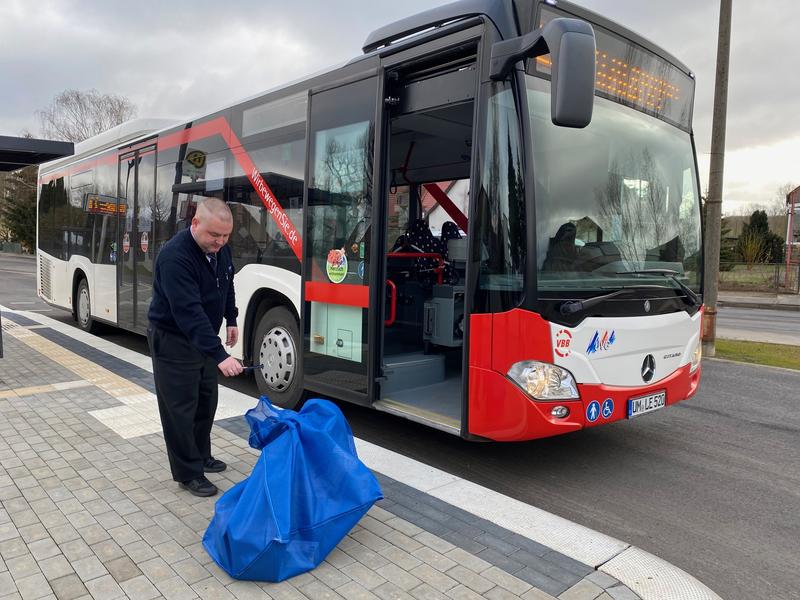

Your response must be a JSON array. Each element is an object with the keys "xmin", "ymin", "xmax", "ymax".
[
  {"xmin": 117, "ymin": 152, "xmax": 137, "ymax": 328},
  {"xmin": 116, "ymin": 145, "xmax": 156, "ymax": 330},
  {"xmin": 303, "ymin": 77, "xmax": 378, "ymax": 399},
  {"xmin": 473, "ymin": 82, "xmax": 526, "ymax": 314},
  {"xmin": 135, "ymin": 147, "xmax": 156, "ymax": 330}
]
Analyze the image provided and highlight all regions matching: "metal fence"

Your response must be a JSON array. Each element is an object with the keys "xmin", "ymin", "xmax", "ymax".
[
  {"xmin": 0, "ymin": 242, "xmax": 22, "ymax": 253},
  {"xmin": 718, "ymin": 262, "xmax": 800, "ymax": 294}
]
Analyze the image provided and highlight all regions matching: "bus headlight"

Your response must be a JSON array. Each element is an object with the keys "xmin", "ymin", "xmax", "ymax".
[
  {"xmin": 690, "ymin": 340, "xmax": 702, "ymax": 373},
  {"xmin": 507, "ymin": 361, "xmax": 579, "ymax": 400}
]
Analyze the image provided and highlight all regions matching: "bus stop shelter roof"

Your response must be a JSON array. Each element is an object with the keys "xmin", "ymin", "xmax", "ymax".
[{"xmin": 0, "ymin": 135, "xmax": 73, "ymax": 171}]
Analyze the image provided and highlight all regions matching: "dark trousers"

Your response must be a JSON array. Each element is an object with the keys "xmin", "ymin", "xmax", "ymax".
[{"xmin": 147, "ymin": 325, "xmax": 219, "ymax": 482}]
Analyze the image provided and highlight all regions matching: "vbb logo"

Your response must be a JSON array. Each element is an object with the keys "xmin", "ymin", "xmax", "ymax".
[{"xmin": 554, "ymin": 329, "xmax": 572, "ymax": 358}]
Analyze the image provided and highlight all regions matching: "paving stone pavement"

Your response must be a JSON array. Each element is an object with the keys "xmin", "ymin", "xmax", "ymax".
[{"xmin": 0, "ymin": 314, "xmax": 639, "ymax": 600}]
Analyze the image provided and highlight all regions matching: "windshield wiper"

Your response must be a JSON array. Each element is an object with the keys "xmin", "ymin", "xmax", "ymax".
[
  {"xmin": 616, "ymin": 269, "xmax": 701, "ymax": 307},
  {"xmin": 559, "ymin": 285, "xmax": 669, "ymax": 315}
]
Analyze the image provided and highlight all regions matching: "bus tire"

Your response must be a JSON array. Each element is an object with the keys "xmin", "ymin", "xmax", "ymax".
[
  {"xmin": 75, "ymin": 278, "xmax": 99, "ymax": 333},
  {"xmin": 252, "ymin": 306, "xmax": 303, "ymax": 409}
]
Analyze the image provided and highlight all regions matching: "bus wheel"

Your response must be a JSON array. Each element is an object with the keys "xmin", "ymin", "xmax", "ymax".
[
  {"xmin": 76, "ymin": 279, "xmax": 99, "ymax": 333},
  {"xmin": 252, "ymin": 306, "xmax": 303, "ymax": 409}
]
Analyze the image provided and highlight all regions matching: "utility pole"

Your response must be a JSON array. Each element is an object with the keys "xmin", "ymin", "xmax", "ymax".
[{"xmin": 702, "ymin": 0, "xmax": 732, "ymax": 357}]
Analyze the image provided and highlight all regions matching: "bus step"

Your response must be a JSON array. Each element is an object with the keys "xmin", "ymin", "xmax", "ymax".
[
  {"xmin": 373, "ymin": 398, "xmax": 460, "ymax": 435},
  {"xmin": 382, "ymin": 351, "xmax": 445, "ymax": 394}
]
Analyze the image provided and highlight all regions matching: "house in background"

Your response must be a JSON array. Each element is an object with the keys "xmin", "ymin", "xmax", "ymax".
[{"xmin": 786, "ymin": 185, "xmax": 800, "ymax": 268}]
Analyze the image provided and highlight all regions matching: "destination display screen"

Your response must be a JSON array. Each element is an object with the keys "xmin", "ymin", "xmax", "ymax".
[
  {"xmin": 84, "ymin": 194, "xmax": 126, "ymax": 215},
  {"xmin": 533, "ymin": 6, "xmax": 694, "ymax": 131}
]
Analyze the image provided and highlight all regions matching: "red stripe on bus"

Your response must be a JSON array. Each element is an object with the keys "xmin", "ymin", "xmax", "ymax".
[
  {"xmin": 305, "ymin": 281, "xmax": 369, "ymax": 308},
  {"xmin": 155, "ymin": 118, "xmax": 228, "ymax": 151},
  {"xmin": 422, "ymin": 183, "xmax": 468, "ymax": 233},
  {"xmin": 40, "ymin": 153, "xmax": 117, "ymax": 184}
]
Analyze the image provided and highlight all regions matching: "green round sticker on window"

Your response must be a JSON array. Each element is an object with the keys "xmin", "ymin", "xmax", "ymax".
[{"xmin": 326, "ymin": 248, "xmax": 347, "ymax": 283}]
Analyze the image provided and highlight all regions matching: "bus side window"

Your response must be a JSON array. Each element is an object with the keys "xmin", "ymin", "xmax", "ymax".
[
  {"xmin": 227, "ymin": 125, "xmax": 306, "ymax": 274},
  {"xmin": 49, "ymin": 177, "xmax": 69, "ymax": 261},
  {"xmin": 38, "ymin": 180, "xmax": 56, "ymax": 257}
]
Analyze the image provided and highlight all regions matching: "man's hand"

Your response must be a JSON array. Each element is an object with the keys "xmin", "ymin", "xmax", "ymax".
[
  {"xmin": 218, "ymin": 356, "xmax": 244, "ymax": 377},
  {"xmin": 226, "ymin": 326, "xmax": 239, "ymax": 347}
]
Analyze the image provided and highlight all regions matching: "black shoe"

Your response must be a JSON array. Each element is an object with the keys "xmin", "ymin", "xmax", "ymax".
[
  {"xmin": 179, "ymin": 476, "xmax": 217, "ymax": 497},
  {"xmin": 204, "ymin": 457, "xmax": 227, "ymax": 473}
]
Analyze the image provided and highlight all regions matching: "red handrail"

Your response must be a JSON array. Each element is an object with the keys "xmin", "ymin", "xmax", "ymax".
[
  {"xmin": 387, "ymin": 252, "xmax": 445, "ymax": 284},
  {"xmin": 385, "ymin": 279, "xmax": 397, "ymax": 326}
]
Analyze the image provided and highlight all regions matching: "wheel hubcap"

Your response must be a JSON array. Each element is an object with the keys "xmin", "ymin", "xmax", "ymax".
[
  {"xmin": 78, "ymin": 288, "xmax": 90, "ymax": 326},
  {"xmin": 259, "ymin": 326, "xmax": 296, "ymax": 392}
]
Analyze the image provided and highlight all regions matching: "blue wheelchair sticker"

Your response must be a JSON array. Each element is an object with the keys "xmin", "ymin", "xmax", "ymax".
[
  {"xmin": 586, "ymin": 400, "xmax": 601, "ymax": 423},
  {"xmin": 601, "ymin": 398, "xmax": 614, "ymax": 419},
  {"xmin": 358, "ymin": 261, "xmax": 365, "ymax": 279}
]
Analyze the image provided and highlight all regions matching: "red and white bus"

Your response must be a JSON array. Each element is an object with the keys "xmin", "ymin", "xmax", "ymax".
[{"xmin": 37, "ymin": 0, "xmax": 703, "ymax": 441}]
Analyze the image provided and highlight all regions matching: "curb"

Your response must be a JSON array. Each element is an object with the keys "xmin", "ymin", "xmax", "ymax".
[
  {"xmin": 718, "ymin": 299, "xmax": 800, "ymax": 312},
  {"xmin": 2, "ymin": 304, "xmax": 724, "ymax": 600},
  {"xmin": 0, "ymin": 250, "xmax": 35, "ymax": 259},
  {"xmin": 705, "ymin": 356, "xmax": 800, "ymax": 374}
]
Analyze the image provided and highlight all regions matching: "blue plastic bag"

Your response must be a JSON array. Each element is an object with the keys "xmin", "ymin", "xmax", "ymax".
[{"xmin": 202, "ymin": 396, "xmax": 383, "ymax": 581}]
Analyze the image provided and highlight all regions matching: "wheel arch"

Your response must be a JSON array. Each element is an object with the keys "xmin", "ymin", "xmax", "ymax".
[
  {"xmin": 244, "ymin": 289, "xmax": 300, "ymax": 364},
  {"xmin": 71, "ymin": 268, "xmax": 89, "ymax": 319}
]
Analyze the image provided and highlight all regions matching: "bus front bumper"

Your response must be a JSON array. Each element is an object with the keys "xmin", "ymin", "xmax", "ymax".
[{"xmin": 467, "ymin": 362, "xmax": 701, "ymax": 442}]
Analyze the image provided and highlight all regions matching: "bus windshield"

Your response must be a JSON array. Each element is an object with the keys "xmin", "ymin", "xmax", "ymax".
[{"xmin": 527, "ymin": 75, "xmax": 702, "ymax": 296}]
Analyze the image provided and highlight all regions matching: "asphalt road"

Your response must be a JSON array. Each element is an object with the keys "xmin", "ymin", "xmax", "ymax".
[
  {"xmin": 717, "ymin": 305, "xmax": 800, "ymax": 345},
  {"xmin": 2, "ymin": 252, "xmax": 799, "ymax": 600}
]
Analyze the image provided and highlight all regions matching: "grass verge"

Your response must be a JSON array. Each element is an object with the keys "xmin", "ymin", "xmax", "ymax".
[{"xmin": 715, "ymin": 339, "xmax": 800, "ymax": 371}]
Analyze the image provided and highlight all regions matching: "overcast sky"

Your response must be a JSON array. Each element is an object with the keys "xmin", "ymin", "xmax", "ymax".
[{"xmin": 1, "ymin": 0, "xmax": 797, "ymax": 214}]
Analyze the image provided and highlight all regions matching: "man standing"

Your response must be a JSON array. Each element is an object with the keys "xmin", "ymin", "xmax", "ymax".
[{"xmin": 148, "ymin": 198, "xmax": 243, "ymax": 497}]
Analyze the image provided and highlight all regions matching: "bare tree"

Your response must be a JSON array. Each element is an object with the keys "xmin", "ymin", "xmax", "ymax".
[
  {"xmin": 596, "ymin": 149, "xmax": 680, "ymax": 267},
  {"xmin": 773, "ymin": 182, "xmax": 796, "ymax": 216},
  {"xmin": 736, "ymin": 183, "xmax": 796, "ymax": 218},
  {"xmin": 37, "ymin": 89, "xmax": 137, "ymax": 143}
]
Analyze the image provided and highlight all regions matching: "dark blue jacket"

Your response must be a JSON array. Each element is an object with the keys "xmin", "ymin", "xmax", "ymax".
[{"xmin": 148, "ymin": 228, "xmax": 238, "ymax": 363}]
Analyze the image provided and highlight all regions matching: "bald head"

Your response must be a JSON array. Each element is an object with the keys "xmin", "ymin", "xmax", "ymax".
[
  {"xmin": 196, "ymin": 197, "xmax": 232, "ymax": 223},
  {"xmin": 191, "ymin": 198, "xmax": 233, "ymax": 254}
]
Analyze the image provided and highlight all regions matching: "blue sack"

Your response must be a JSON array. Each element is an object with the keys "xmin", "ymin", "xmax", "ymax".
[{"xmin": 202, "ymin": 396, "xmax": 383, "ymax": 582}]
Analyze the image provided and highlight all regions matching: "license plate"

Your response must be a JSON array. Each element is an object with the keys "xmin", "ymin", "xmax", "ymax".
[{"xmin": 627, "ymin": 390, "xmax": 666, "ymax": 418}]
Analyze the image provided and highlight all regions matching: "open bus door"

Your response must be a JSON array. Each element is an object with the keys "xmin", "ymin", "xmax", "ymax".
[
  {"xmin": 301, "ymin": 72, "xmax": 386, "ymax": 407},
  {"xmin": 302, "ymin": 33, "xmax": 480, "ymax": 436},
  {"xmin": 370, "ymin": 38, "xmax": 479, "ymax": 436}
]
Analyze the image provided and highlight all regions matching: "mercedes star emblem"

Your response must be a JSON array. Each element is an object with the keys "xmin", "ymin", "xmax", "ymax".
[
  {"xmin": 644, "ymin": 299, "xmax": 651, "ymax": 313},
  {"xmin": 641, "ymin": 354, "xmax": 656, "ymax": 382}
]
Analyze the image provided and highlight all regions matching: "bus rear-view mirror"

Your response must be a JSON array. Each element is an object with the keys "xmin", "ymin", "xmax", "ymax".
[{"xmin": 490, "ymin": 17, "xmax": 596, "ymax": 128}]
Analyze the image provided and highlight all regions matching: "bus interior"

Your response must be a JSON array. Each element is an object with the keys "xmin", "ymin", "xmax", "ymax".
[{"xmin": 376, "ymin": 59, "xmax": 476, "ymax": 433}]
